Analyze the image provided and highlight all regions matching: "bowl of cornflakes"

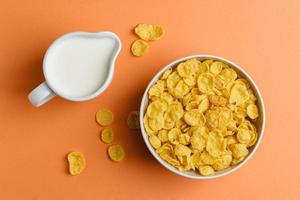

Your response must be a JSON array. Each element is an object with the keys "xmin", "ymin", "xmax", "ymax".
[{"xmin": 139, "ymin": 55, "xmax": 265, "ymax": 179}]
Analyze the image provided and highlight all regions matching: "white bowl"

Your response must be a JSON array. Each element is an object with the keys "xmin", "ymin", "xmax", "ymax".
[{"xmin": 139, "ymin": 55, "xmax": 266, "ymax": 179}]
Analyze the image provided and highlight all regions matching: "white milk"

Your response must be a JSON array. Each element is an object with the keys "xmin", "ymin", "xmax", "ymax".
[{"xmin": 45, "ymin": 36, "xmax": 116, "ymax": 98}]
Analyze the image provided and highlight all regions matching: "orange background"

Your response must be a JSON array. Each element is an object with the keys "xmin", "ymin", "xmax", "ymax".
[{"xmin": 0, "ymin": 0, "xmax": 300, "ymax": 199}]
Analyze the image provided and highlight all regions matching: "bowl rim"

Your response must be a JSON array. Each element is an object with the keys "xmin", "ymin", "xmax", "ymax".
[{"xmin": 139, "ymin": 54, "xmax": 266, "ymax": 179}]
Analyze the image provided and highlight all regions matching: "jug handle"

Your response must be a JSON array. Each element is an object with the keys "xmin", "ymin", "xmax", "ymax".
[{"xmin": 28, "ymin": 82, "xmax": 56, "ymax": 107}]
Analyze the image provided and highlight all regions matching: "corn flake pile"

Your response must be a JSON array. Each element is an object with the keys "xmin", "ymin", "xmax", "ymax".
[{"xmin": 143, "ymin": 59, "xmax": 259, "ymax": 176}]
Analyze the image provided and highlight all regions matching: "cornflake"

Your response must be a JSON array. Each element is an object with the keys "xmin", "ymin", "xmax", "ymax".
[
  {"xmin": 100, "ymin": 128, "xmax": 114, "ymax": 144},
  {"xmin": 108, "ymin": 145, "xmax": 125, "ymax": 162},
  {"xmin": 134, "ymin": 23, "xmax": 165, "ymax": 41},
  {"xmin": 131, "ymin": 39, "xmax": 149, "ymax": 57},
  {"xmin": 96, "ymin": 109, "xmax": 114, "ymax": 126},
  {"xmin": 127, "ymin": 111, "xmax": 140, "ymax": 130},
  {"xmin": 67, "ymin": 151, "xmax": 86, "ymax": 175}
]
